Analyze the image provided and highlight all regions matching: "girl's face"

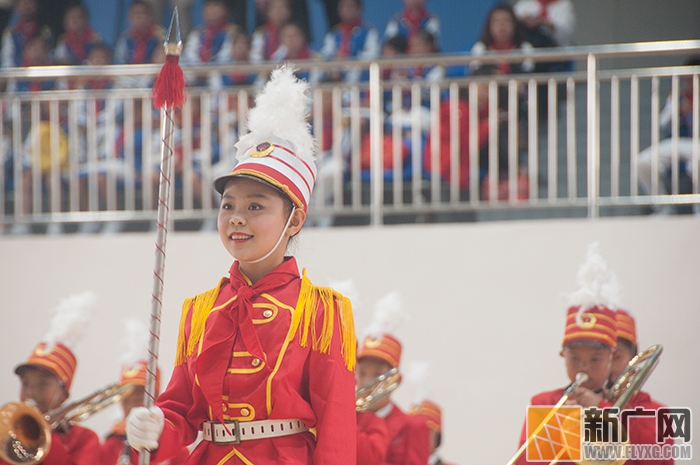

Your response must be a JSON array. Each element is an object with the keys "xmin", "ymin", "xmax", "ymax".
[
  {"xmin": 403, "ymin": 0, "xmax": 424, "ymax": 11},
  {"xmin": 129, "ymin": 4, "xmax": 153, "ymax": 32},
  {"xmin": 203, "ymin": 2, "xmax": 228, "ymax": 26},
  {"xmin": 338, "ymin": 0, "xmax": 360, "ymax": 24},
  {"xmin": 490, "ymin": 10, "xmax": 515, "ymax": 45},
  {"xmin": 64, "ymin": 7, "xmax": 88, "ymax": 33},
  {"xmin": 280, "ymin": 24, "xmax": 306, "ymax": 56},
  {"xmin": 218, "ymin": 177, "xmax": 301, "ymax": 272},
  {"xmin": 267, "ymin": 0, "xmax": 291, "ymax": 27},
  {"xmin": 232, "ymin": 36, "xmax": 250, "ymax": 61},
  {"xmin": 408, "ymin": 35, "xmax": 433, "ymax": 55}
]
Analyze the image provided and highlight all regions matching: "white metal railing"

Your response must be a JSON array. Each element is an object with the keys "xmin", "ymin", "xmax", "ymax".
[{"xmin": 1, "ymin": 40, "xmax": 700, "ymax": 233}]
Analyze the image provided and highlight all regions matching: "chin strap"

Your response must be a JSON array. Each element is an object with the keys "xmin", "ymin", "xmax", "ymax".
[{"xmin": 242, "ymin": 208, "xmax": 296, "ymax": 264}]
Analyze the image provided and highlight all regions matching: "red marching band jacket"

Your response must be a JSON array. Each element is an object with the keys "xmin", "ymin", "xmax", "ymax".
[
  {"xmin": 516, "ymin": 388, "xmax": 674, "ymax": 465},
  {"xmin": 383, "ymin": 403, "xmax": 432, "ymax": 465},
  {"xmin": 152, "ymin": 257, "xmax": 357, "ymax": 465}
]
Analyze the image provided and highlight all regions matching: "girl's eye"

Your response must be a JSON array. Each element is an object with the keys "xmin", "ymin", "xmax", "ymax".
[{"xmin": 249, "ymin": 204, "xmax": 261, "ymax": 210}]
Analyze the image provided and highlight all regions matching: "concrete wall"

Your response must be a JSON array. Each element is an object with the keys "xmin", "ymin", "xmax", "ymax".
[{"xmin": 1, "ymin": 216, "xmax": 698, "ymax": 463}]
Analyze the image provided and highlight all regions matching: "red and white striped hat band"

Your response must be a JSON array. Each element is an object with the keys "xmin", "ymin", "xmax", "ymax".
[{"xmin": 214, "ymin": 137, "xmax": 317, "ymax": 212}]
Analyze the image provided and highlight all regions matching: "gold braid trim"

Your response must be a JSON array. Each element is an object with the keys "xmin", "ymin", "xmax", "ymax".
[
  {"xmin": 174, "ymin": 278, "xmax": 225, "ymax": 366},
  {"xmin": 289, "ymin": 269, "xmax": 356, "ymax": 371}
]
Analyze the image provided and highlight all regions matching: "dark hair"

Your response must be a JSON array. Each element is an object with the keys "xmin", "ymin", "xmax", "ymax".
[
  {"xmin": 384, "ymin": 34, "xmax": 408, "ymax": 55},
  {"xmin": 563, "ymin": 340, "xmax": 613, "ymax": 351},
  {"xmin": 479, "ymin": 4, "xmax": 524, "ymax": 48},
  {"xmin": 129, "ymin": 0, "xmax": 153, "ymax": 15},
  {"xmin": 339, "ymin": 0, "xmax": 362, "ymax": 9},
  {"xmin": 412, "ymin": 30, "xmax": 438, "ymax": 53},
  {"xmin": 434, "ymin": 431, "xmax": 442, "ymax": 448},
  {"xmin": 65, "ymin": 3, "xmax": 90, "ymax": 20},
  {"xmin": 280, "ymin": 21, "xmax": 307, "ymax": 43}
]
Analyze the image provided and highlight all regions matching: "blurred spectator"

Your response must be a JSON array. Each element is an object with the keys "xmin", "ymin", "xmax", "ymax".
[
  {"xmin": 0, "ymin": 0, "xmax": 12, "ymax": 45},
  {"xmin": 37, "ymin": 0, "xmax": 78, "ymax": 41},
  {"xmin": 114, "ymin": 0, "xmax": 165, "ymax": 65},
  {"xmin": 513, "ymin": 0, "xmax": 575, "ymax": 48},
  {"xmin": 381, "ymin": 34, "xmax": 408, "ymax": 81},
  {"xmin": 471, "ymin": 4, "xmax": 534, "ymax": 75},
  {"xmin": 384, "ymin": 0, "xmax": 440, "ymax": 54},
  {"xmin": 637, "ymin": 56, "xmax": 700, "ymax": 214},
  {"xmin": 1, "ymin": 0, "xmax": 51, "ymax": 68},
  {"xmin": 269, "ymin": 22, "xmax": 322, "ymax": 84},
  {"xmin": 422, "ymin": 74, "xmax": 490, "ymax": 194},
  {"xmin": 53, "ymin": 4, "xmax": 102, "ymax": 65},
  {"xmin": 407, "ymin": 30, "xmax": 443, "ymax": 82},
  {"xmin": 220, "ymin": 32, "xmax": 257, "ymax": 86},
  {"xmin": 319, "ymin": 0, "xmax": 379, "ymax": 83},
  {"xmin": 182, "ymin": 0, "xmax": 242, "ymax": 86},
  {"xmin": 7, "ymin": 34, "xmax": 55, "ymax": 93},
  {"xmin": 250, "ymin": 0, "xmax": 290, "ymax": 63},
  {"xmin": 253, "ymin": 0, "xmax": 310, "ymax": 44}
]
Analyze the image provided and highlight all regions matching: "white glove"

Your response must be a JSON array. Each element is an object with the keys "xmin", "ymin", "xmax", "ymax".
[{"xmin": 126, "ymin": 406, "xmax": 165, "ymax": 451}]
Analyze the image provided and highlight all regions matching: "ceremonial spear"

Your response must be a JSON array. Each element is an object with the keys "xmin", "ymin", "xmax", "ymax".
[{"xmin": 140, "ymin": 8, "xmax": 185, "ymax": 465}]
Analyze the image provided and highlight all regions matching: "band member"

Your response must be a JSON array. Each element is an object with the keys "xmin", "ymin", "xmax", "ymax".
[
  {"xmin": 410, "ymin": 400, "xmax": 457, "ymax": 465},
  {"xmin": 100, "ymin": 320, "xmax": 189, "ymax": 465},
  {"xmin": 357, "ymin": 333, "xmax": 431, "ymax": 465},
  {"xmin": 514, "ymin": 244, "xmax": 673, "ymax": 465},
  {"xmin": 1, "ymin": 292, "xmax": 100, "ymax": 465},
  {"xmin": 609, "ymin": 309, "xmax": 674, "ymax": 465},
  {"xmin": 125, "ymin": 66, "xmax": 357, "ymax": 464}
]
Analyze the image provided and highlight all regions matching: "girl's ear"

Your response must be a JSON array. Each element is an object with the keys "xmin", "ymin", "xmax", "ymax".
[{"xmin": 287, "ymin": 208, "xmax": 306, "ymax": 238}]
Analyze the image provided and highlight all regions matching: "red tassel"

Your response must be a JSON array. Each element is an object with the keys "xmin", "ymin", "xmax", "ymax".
[{"xmin": 152, "ymin": 55, "xmax": 185, "ymax": 109}]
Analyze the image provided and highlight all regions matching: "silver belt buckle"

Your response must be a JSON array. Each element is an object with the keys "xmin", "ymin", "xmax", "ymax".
[{"xmin": 207, "ymin": 420, "xmax": 241, "ymax": 445}]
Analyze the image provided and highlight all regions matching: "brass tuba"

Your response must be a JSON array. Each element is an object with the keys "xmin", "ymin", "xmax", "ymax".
[
  {"xmin": 0, "ymin": 382, "xmax": 136, "ymax": 464},
  {"xmin": 356, "ymin": 367, "xmax": 400, "ymax": 413},
  {"xmin": 506, "ymin": 344, "xmax": 663, "ymax": 465}
]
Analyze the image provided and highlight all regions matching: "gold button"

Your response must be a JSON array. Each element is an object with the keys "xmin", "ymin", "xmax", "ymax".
[
  {"xmin": 222, "ymin": 403, "xmax": 228, "ymax": 412},
  {"xmin": 262, "ymin": 309, "xmax": 273, "ymax": 318},
  {"xmin": 251, "ymin": 358, "xmax": 261, "ymax": 367},
  {"xmin": 240, "ymin": 408, "xmax": 250, "ymax": 416}
]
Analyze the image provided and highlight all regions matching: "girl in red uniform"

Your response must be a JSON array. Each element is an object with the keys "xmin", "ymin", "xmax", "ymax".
[{"xmin": 126, "ymin": 65, "xmax": 357, "ymax": 465}]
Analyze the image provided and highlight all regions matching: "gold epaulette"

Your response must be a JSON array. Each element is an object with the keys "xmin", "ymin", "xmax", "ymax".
[
  {"xmin": 288, "ymin": 269, "xmax": 356, "ymax": 371},
  {"xmin": 174, "ymin": 278, "xmax": 225, "ymax": 366}
]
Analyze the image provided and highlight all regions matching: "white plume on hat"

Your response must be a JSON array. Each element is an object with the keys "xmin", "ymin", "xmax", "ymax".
[
  {"xmin": 365, "ymin": 291, "xmax": 406, "ymax": 340},
  {"xmin": 235, "ymin": 65, "xmax": 316, "ymax": 164},
  {"xmin": 119, "ymin": 318, "xmax": 150, "ymax": 369},
  {"xmin": 567, "ymin": 242, "xmax": 621, "ymax": 323},
  {"xmin": 403, "ymin": 360, "xmax": 431, "ymax": 405},
  {"xmin": 44, "ymin": 291, "xmax": 96, "ymax": 350}
]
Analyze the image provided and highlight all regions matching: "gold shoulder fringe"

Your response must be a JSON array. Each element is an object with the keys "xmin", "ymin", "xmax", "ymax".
[
  {"xmin": 174, "ymin": 278, "xmax": 225, "ymax": 366},
  {"xmin": 288, "ymin": 269, "xmax": 356, "ymax": 371}
]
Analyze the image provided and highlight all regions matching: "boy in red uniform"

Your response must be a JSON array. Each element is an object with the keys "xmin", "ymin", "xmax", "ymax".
[
  {"xmin": 608, "ymin": 309, "xmax": 674, "ymax": 465},
  {"xmin": 1, "ymin": 292, "xmax": 100, "ymax": 465},
  {"xmin": 126, "ymin": 65, "xmax": 357, "ymax": 464},
  {"xmin": 514, "ymin": 244, "xmax": 673, "ymax": 465},
  {"xmin": 410, "ymin": 399, "xmax": 457, "ymax": 465},
  {"xmin": 356, "ymin": 333, "xmax": 431, "ymax": 465},
  {"xmin": 101, "ymin": 361, "xmax": 189, "ymax": 465}
]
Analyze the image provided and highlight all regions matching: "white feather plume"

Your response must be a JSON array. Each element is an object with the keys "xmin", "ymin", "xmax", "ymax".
[
  {"xmin": 119, "ymin": 318, "xmax": 150, "ymax": 369},
  {"xmin": 44, "ymin": 291, "xmax": 96, "ymax": 349},
  {"xmin": 403, "ymin": 360, "xmax": 431, "ymax": 404},
  {"xmin": 567, "ymin": 242, "xmax": 621, "ymax": 318},
  {"xmin": 235, "ymin": 65, "xmax": 316, "ymax": 163},
  {"xmin": 365, "ymin": 291, "xmax": 405, "ymax": 339}
]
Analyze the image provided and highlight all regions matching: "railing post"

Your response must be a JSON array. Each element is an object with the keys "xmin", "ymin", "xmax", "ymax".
[
  {"xmin": 586, "ymin": 53, "xmax": 600, "ymax": 218},
  {"xmin": 369, "ymin": 62, "xmax": 383, "ymax": 226}
]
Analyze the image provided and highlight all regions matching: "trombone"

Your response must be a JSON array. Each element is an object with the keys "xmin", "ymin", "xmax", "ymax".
[
  {"xmin": 0, "ymin": 382, "xmax": 136, "ymax": 465},
  {"xmin": 356, "ymin": 367, "xmax": 400, "ymax": 412},
  {"xmin": 506, "ymin": 344, "xmax": 663, "ymax": 465}
]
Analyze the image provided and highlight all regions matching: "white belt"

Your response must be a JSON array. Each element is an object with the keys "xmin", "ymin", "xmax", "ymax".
[{"xmin": 202, "ymin": 419, "xmax": 309, "ymax": 445}]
